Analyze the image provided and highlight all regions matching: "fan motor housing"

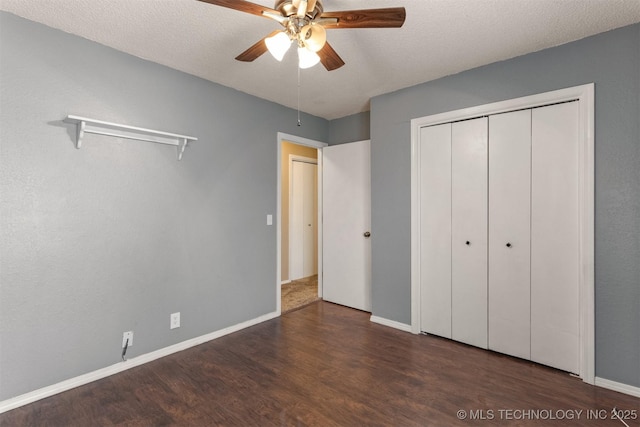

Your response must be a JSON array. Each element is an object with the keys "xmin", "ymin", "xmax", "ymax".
[{"xmin": 275, "ymin": 0, "xmax": 323, "ymax": 19}]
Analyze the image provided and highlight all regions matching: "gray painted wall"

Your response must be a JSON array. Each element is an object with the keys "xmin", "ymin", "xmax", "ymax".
[
  {"xmin": 328, "ymin": 111, "xmax": 370, "ymax": 145},
  {"xmin": 370, "ymin": 23, "xmax": 640, "ymax": 387},
  {"xmin": 0, "ymin": 12, "xmax": 327, "ymax": 400}
]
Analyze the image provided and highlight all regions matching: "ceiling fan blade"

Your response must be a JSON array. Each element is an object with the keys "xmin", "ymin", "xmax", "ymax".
[
  {"xmin": 235, "ymin": 30, "xmax": 282, "ymax": 62},
  {"xmin": 197, "ymin": 0, "xmax": 280, "ymax": 20},
  {"xmin": 317, "ymin": 42, "xmax": 345, "ymax": 71},
  {"xmin": 320, "ymin": 7, "xmax": 406, "ymax": 29}
]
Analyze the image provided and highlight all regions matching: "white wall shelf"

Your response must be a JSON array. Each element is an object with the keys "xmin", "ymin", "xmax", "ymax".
[{"xmin": 65, "ymin": 115, "xmax": 197, "ymax": 160}]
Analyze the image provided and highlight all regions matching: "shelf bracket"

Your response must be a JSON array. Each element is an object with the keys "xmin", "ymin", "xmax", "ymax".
[
  {"xmin": 178, "ymin": 138, "xmax": 188, "ymax": 161},
  {"xmin": 65, "ymin": 115, "xmax": 197, "ymax": 160},
  {"xmin": 76, "ymin": 120, "xmax": 85, "ymax": 149}
]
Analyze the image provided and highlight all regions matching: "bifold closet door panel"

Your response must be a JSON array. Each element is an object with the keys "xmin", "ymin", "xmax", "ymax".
[
  {"xmin": 488, "ymin": 110, "xmax": 532, "ymax": 360},
  {"xmin": 451, "ymin": 117, "xmax": 488, "ymax": 349},
  {"xmin": 419, "ymin": 123, "xmax": 452, "ymax": 338},
  {"xmin": 531, "ymin": 101, "xmax": 580, "ymax": 374}
]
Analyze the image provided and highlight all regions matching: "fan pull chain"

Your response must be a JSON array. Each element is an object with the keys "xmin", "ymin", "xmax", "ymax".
[{"xmin": 297, "ymin": 65, "xmax": 301, "ymax": 126}]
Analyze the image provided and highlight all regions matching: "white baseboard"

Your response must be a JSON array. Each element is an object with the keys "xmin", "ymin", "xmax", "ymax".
[
  {"xmin": 595, "ymin": 377, "xmax": 640, "ymax": 398},
  {"xmin": 0, "ymin": 310, "xmax": 279, "ymax": 414},
  {"xmin": 280, "ymin": 280, "xmax": 291, "ymax": 286},
  {"xmin": 370, "ymin": 315, "xmax": 413, "ymax": 333}
]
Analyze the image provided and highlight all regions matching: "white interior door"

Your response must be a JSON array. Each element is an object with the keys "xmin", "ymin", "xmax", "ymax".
[
  {"xmin": 451, "ymin": 117, "xmax": 488, "ymax": 349},
  {"xmin": 323, "ymin": 140, "xmax": 372, "ymax": 312},
  {"xmin": 419, "ymin": 123, "xmax": 452, "ymax": 338},
  {"xmin": 531, "ymin": 101, "xmax": 580, "ymax": 374},
  {"xmin": 488, "ymin": 109, "xmax": 532, "ymax": 359},
  {"xmin": 290, "ymin": 160, "xmax": 317, "ymax": 280}
]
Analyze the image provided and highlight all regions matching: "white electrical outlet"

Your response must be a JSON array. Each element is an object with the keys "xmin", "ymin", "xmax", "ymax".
[
  {"xmin": 170, "ymin": 312, "xmax": 180, "ymax": 329},
  {"xmin": 122, "ymin": 331, "xmax": 133, "ymax": 348}
]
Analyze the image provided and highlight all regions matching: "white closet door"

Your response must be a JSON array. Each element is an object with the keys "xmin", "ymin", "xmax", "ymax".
[
  {"xmin": 303, "ymin": 162, "xmax": 318, "ymax": 277},
  {"xmin": 451, "ymin": 117, "xmax": 488, "ymax": 349},
  {"xmin": 531, "ymin": 101, "xmax": 580, "ymax": 374},
  {"xmin": 291, "ymin": 161, "xmax": 317, "ymax": 280},
  {"xmin": 419, "ymin": 123, "xmax": 452, "ymax": 338},
  {"xmin": 488, "ymin": 110, "xmax": 532, "ymax": 359}
]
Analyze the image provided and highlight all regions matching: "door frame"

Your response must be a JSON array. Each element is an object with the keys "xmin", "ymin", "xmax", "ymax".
[
  {"xmin": 410, "ymin": 84, "xmax": 595, "ymax": 383},
  {"xmin": 289, "ymin": 155, "xmax": 318, "ymax": 281},
  {"xmin": 277, "ymin": 132, "xmax": 327, "ymax": 315}
]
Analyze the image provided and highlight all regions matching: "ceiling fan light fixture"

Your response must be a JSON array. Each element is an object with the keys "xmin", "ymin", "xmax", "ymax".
[
  {"xmin": 298, "ymin": 47, "xmax": 320, "ymax": 69},
  {"xmin": 300, "ymin": 24, "xmax": 326, "ymax": 52},
  {"xmin": 203, "ymin": 0, "xmax": 405, "ymax": 72},
  {"xmin": 265, "ymin": 31, "xmax": 291, "ymax": 61}
]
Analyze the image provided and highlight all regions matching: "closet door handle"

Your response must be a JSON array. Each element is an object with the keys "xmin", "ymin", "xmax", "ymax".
[
  {"xmin": 506, "ymin": 242, "xmax": 512, "ymax": 248},
  {"xmin": 465, "ymin": 241, "xmax": 470, "ymax": 246}
]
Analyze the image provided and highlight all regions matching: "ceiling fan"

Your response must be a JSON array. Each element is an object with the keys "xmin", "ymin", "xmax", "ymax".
[{"xmin": 197, "ymin": 0, "xmax": 406, "ymax": 70}]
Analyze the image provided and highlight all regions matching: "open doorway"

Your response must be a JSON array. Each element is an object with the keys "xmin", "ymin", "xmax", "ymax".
[
  {"xmin": 276, "ymin": 133, "xmax": 327, "ymax": 314},
  {"xmin": 282, "ymin": 151, "xmax": 317, "ymax": 284},
  {"xmin": 283, "ymin": 149, "xmax": 318, "ymax": 312}
]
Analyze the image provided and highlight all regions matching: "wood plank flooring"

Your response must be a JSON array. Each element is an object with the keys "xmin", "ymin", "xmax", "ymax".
[{"xmin": 2, "ymin": 301, "xmax": 638, "ymax": 426}]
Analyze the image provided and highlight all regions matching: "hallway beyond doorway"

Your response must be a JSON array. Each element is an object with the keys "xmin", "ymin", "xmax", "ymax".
[{"xmin": 281, "ymin": 275, "xmax": 319, "ymax": 313}]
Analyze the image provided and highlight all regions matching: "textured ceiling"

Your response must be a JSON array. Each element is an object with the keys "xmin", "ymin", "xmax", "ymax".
[{"xmin": 2, "ymin": 0, "xmax": 640, "ymax": 120}]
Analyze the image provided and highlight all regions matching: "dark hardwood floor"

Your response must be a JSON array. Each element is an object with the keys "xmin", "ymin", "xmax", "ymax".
[{"xmin": 2, "ymin": 301, "xmax": 638, "ymax": 426}]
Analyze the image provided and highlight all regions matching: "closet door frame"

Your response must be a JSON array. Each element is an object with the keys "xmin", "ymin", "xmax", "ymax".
[{"xmin": 410, "ymin": 84, "xmax": 594, "ymax": 384}]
